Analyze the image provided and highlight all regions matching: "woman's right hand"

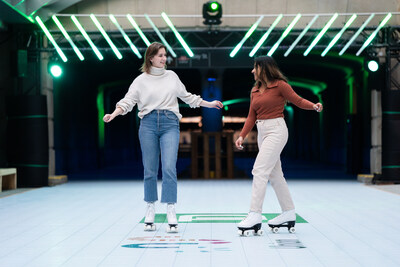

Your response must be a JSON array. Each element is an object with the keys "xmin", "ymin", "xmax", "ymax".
[
  {"xmin": 103, "ymin": 114, "xmax": 114, "ymax": 123},
  {"xmin": 235, "ymin": 136, "xmax": 244, "ymax": 150},
  {"xmin": 103, "ymin": 107, "xmax": 123, "ymax": 123}
]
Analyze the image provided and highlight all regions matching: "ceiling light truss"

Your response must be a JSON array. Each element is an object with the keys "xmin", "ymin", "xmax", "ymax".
[{"xmin": 34, "ymin": 12, "xmax": 398, "ymax": 61}]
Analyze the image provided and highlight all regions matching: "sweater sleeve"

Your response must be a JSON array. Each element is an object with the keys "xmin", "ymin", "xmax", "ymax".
[
  {"xmin": 239, "ymin": 98, "xmax": 257, "ymax": 139},
  {"xmin": 280, "ymin": 82, "xmax": 315, "ymax": 110},
  {"xmin": 116, "ymin": 79, "xmax": 139, "ymax": 115},
  {"xmin": 176, "ymin": 75, "xmax": 203, "ymax": 108}
]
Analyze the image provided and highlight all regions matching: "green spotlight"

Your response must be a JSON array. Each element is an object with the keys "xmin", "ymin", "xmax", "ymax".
[
  {"xmin": 35, "ymin": 16, "xmax": 68, "ymax": 62},
  {"xmin": 249, "ymin": 14, "xmax": 283, "ymax": 57},
  {"xmin": 127, "ymin": 14, "xmax": 151, "ymax": 47},
  {"xmin": 368, "ymin": 60, "xmax": 379, "ymax": 72},
  {"xmin": 90, "ymin": 14, "xmax": 122, "ymax": 60},
  {"xmin": 211, "ymin": 2, "xmax": 219, "ymax": 10},
  {"xmin": 268, "ymin": 14, "xmax": 301, "ymax": 56},
  {"xmin": 304, "ymin": 13, "xmax": 338, "ymax": 56},
  {"xmin": 161, "ymin": 12, "xmax": 194, "ymax": 57},
  {"xmin": 230, "ymin": 16, "xmax": 264, "ymax": 58},
  {"xmin": 71, "ymin": 15, "xmax": 104, "ymax": 60},
  {"xmin": 356, "ymin": 13, "xmax": 392, "ymax": 56},
  {"xmin": 49, "ymin": 64, "xmax": 62, "ymax": 78}
]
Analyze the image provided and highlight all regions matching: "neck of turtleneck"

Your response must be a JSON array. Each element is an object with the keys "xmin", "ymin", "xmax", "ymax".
[{"xmin": 149, "ymin": 66, "xmax": 166, "ymax": 76}]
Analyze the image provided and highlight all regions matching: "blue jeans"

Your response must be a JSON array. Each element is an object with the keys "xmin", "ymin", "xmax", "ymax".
[{"xmin": 139, "ymin": 110, "xmax": 180, "ymax": 203}]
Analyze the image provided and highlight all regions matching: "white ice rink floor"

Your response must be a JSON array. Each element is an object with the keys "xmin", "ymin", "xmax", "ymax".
[{"xmin": 1, "ymin": 179, "xmax": 400, "ymax": 267}]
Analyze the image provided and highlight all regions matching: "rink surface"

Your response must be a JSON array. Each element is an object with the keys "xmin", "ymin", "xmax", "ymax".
[{"xmin": 0, "ymin": 179, "xmax": 399, "ymax": 267}]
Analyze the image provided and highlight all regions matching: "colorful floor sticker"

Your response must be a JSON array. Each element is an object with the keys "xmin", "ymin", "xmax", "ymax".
[
  {"xmin": 122, "ymin": 213, "xmax": 308, "ymax": 251},
  {"xmin": 139, "ymin": 213, "xmax": 308, "ymax": 223},
  {"xmin": 122, "ymin": 236, "xmax": 232, "ymax": 252}
]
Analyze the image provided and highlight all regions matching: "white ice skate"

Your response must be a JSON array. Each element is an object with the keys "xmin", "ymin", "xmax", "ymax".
[
  {"xmin": 268, "ymin": 209, "xmax": 296, "ymax": 233},
  {"xmin": 166, "ymin": 203, "xmax": 178, "ymax": 233},
  {"xmin": 144, "ymin": 202, "xmax": 156, "ymax": 231},
  {"xmin": 237, "ymin": 212, "xmax": 264, "ymax": 236}
]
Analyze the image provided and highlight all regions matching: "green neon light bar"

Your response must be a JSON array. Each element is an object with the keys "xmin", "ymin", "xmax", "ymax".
[
  {"xmin": 249, "ymin": 14, "xmax": 283, "ymax": 57},
  {"xmin": 52, "ymin": 15, "xmax": 84, "ymax": 61},
  {"xmin": 71, "ymin": 15, "xmax": 104, "ymax": 60},
  {"xmin": 161, "ymin": 12, "xmax": 194, "ymax": 57},
  {"xmin": 126, "ymin": 14, "xmax": 151, "ymax": 47},
  {"xmin": 109, "ymin": 15, "xmax": 142, "ymax": 59},
  {"xmin": 321, "ymin": 14, "xmax": 357, "ymax": 57},
  {"xmin": 90, "ymin": 14, "xmax": 122, "ymax": 60},
  {"xmin": 356, "ymin": 13, "xmax": 392, "ymax": 56},
  {"xmin": 230, "ymin": 16, "xmax": 264, "ymax": 58},
  {"xmin": 35, "ymin": 16, "xmax": 68, "ymax": 62},
  {"xmin": 304, "ymin": 13, "xmax": 338, "ymax": 56},
  {"xmin": 339, "ymin": 13, "xmax": 375, "ymax": 56},
  {"xmin": 268, "ymin": 14, "xmax": 301, "ymax": 56},
  {"xmin": 284, "ymin": 15, "xmax": 319, "ymax": 57},
  {"xmin": 145, "ymin": 14, "xmax": 177, "ymax": 57}
]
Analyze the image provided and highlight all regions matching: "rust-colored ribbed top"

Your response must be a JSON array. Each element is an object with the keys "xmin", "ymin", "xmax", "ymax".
[{"xmin": 239, "ymin": 80, "xmax": 315, "ymax": 138}]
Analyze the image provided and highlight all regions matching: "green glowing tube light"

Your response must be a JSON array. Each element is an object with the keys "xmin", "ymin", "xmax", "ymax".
[
  {"xmin": 268, "ymin": 14, "xmax": 301, "ymax": 56},
  {"xmin": 249, "ymin": 14, "xmax": 283, "ymax": 57},
  {"xmin": 71, "ymin": 15, "xmax": 103, "ymax": 60},
  {"xmin": 321, "ymin": 14, "xmax": 357, "ymax": 57},
  {"xmin": 161, "ymin": 12, "xmax": 194, "ymax": 57},
  {"xmin": 284, "ymin": 15, "xmax": 319, "ymax": 57},
  {"xmin": 145, "ymin": 14, "xmax": 176, "ymax": 57},
  {"xmin": 52, "ymin": 15, "xmax": 84, "ymax": 61},
  {"xmin": 35, "ymin": 16, "xmax": 68, "ymax": 62},
  {"xmin": 304, "ymin": 13, "xmax": 338, "ymax": 56},
  {"xmin": 90, "ymin": 14, "xmax": 122, "ymax": 60},
  {"xmin": 356, "ymin": 13, "xmax": 392, "ymax": 56},
  {"xmin": 126, "ymin": 14, "xmax": 151, "ymax": 47},
  {"xmin": 109, "ymin": 15, "xmax": 142, "ymax": 59},
  {"xmin": 230, "ymin": 16, "xmax": 264, "ymax": 58},
  {"xmin": 339, "ymin": 13, "xmax": 374, "ymax": 56}
]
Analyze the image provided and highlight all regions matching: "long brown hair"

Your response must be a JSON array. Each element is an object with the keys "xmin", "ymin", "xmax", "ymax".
[
  {"xmin": 140, "ymin": 42, "xmax": 167, "ymax": 73},
  {"xmin": 254, "ymin": 56, "xmax": 288, "ymax": 88}
]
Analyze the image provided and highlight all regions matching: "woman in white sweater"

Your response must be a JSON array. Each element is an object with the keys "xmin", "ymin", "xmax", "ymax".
[{"xmin": 103, "ymin": 42, "xmax": 223, "ymax": 232}]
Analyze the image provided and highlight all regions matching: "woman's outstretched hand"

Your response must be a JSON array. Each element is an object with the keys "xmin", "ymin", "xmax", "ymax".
[
  {"xmin": 103, "ymin": 107, "xmax": 123, "ymax": 123},
  {"xmin": 200, "ymin": 100, "xmax": 223, "ymax": 109},
  {"xmin": 313, "ymin": 103, "xmax": 323, "ymax": 112},
  {"xmin": 209, "ymin": 100, "xmax": 223, "ymax": 109},
  {"xmin": 103, "ymin": 114, "xmax": 115, "ymax": 123}
]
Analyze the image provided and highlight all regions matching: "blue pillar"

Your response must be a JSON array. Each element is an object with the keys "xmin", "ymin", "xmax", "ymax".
[{"xmin": 201, "ymin": 77, "xmax": 222, "ymax": 132}]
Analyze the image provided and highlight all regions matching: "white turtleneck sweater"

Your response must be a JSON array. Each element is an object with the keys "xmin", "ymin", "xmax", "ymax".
[{"xmin": 116, "ymin": 67, "xmax": 203, "ymax": 120}]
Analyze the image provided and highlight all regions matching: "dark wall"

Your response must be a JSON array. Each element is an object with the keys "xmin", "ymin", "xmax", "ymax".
[{"xmin": 0, "ymin": 24, "xmax": 40, "ymax": 168}]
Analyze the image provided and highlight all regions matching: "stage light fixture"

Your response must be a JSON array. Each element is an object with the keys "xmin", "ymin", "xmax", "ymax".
[
  {"xmin": 367, "ymin": 60, "xmax": 379, "ymax": 72},
  {"xmin": 202, "ymin": 1, "xmax": 222, "ymax": 25},
  {"xmin": 49, "ymin": 63, "xmax": 62, "ymax": 78}
]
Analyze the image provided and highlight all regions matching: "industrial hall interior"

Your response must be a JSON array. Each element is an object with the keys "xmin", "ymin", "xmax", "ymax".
[{"xmin": 0, "ymin": 0, "xmax": 400, "ymax": 266}]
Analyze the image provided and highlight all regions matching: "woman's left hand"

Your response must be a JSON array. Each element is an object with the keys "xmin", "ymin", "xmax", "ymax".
[
  {"xmin": 313, "ymin": 103, "xmax": 323, "ymax": 112},
  {"xmin": 209, "ymin": 100, "xmax": 223, "ymax": 109}
]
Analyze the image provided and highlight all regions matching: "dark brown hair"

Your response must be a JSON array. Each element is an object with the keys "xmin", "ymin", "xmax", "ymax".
[
  {"xmin": 140, "ymin": 42, "xmax": 167, "ymax": 73},
  {"xmin": 254, "ymin": 56, "xmax": 288, "ymax": 88}
]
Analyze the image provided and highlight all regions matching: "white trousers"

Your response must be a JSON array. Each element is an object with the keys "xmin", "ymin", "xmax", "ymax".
[{"xmin": 250, "ymin": 117, "xmax": 295, "ymax": 213}]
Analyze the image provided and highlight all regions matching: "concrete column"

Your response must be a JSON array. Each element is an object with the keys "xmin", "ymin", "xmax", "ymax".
[{"xmin": 40, "ymin": 51, "xmax": 55, "ymax": 177}]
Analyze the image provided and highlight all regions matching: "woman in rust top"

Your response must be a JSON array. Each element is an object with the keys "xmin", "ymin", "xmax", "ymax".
[{"xmin": 236, "ymin": 56, "xmax": 323, "ymax": 236}]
